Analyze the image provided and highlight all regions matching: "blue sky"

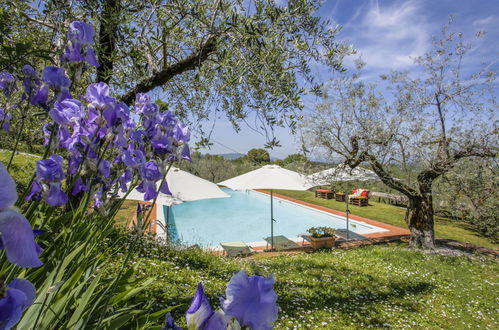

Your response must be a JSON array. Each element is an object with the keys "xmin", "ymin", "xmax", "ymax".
[{"xmin": 194, "ymin": 0, "xmax": 499, "ymax": 159}]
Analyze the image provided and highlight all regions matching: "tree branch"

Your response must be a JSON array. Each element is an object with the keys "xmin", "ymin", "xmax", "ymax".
[
  {"xmin": 365, "ymin": 153, "xmax": 419, "ymax": 198},
  {"xmin": 120, "ymin": 35, "xmax": 217, "ymax": 105}
]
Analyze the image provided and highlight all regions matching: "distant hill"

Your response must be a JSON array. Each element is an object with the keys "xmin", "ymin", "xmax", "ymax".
[
  {"xmin": 219, "ymin": 153, "xmax": 246, "ymax": 160},
  {"xmin": 218, "ymin": 153, "xmax": 280, "ymax": 161}
]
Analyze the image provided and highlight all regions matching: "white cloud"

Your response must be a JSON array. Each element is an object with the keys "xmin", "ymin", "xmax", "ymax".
[
  {"xmin": 472, "ymin": 15, "xmax": 499, "ymax": 28},
  {"xmin": 342, "ymin": 0, "xmax": 433, "ymax": 70}
]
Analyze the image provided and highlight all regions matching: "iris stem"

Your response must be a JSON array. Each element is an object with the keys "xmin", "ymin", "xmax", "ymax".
[
  {"xmin": 17, "ymin": 127, "xmax": 56, "ymax": 207},
  {"xmin": 95, "ymin": 161, "xmax": 173, "ymax": 328},
  {"xmin": 6, "ymin": 104, "xmax": 29, "ymax": 171}
]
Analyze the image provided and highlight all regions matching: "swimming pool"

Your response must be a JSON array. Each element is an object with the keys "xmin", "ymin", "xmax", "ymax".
[{"xmin": 164, "ymin": 189, "xmax": 387, "ymax": 247}]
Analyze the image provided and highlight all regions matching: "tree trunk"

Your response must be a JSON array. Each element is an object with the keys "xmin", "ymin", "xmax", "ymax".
[
  {"xmin": 406, "ymin": 195, "xmax": 436, "ymax": 249},
  {"xmin": 96, "ymin": 0, "xmax": 120, "ymax": 83}
]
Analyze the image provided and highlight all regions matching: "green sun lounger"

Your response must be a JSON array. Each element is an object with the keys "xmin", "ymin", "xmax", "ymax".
[
  {"xmin": 264, "ymin": 235, "xmax": 300, "ymax": 251},
  {"xmin": 220, "ymin": 241, "xmax": 254, "ymax": 257}
]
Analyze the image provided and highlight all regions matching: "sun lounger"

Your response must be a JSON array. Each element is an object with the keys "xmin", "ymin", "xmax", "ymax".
[
  {"xmin": 264, "ymin": 235, "xmax": 300, "ymax": 251},
  {"xmin": 334, "ymin": 229, "xmax": 366, "ymax": 241},
  {"xmin": 220, "ymin": 241, "xmax": 254, "ymax": 257}
]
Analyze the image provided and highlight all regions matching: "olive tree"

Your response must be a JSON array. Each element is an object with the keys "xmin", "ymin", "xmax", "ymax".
[
  {"xmin": 303, "ymin": 25, "xmax": 497, "ymax": 249},
  {"xmin": 7, "ymin": 0, "xmax": 351, "ymax": 146}
]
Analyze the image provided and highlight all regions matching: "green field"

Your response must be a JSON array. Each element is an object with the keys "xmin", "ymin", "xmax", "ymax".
[
  {"xmin": 274, "ymin": 190, "xmax": 499, "ymax": 250},
  {"xmin": 107, "ymin": 235, "xmax": 499, "ymax": 329}
]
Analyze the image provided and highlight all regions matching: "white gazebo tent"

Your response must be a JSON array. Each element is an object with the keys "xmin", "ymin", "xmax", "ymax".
[
  {"xmin": 119, "ymin": 167, "xmax": 230, "ymax": 240},
  {"xmin": 308, "ymin": 164, "xmax": 379, "ymax": 240},
  {"xmin": 218, "ymin": 164, "xmax": 314, "ymax": 250},
  {"xmin": 308, "ymin": 164, "xmax": 379, "ymax": 186}
]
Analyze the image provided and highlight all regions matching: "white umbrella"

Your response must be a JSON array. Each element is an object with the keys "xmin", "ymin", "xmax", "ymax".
[
  {"xmin": 119, "ymin": 167, "xmax": 230, "ymax": 239},
  {"xmin": 218, "ymin": 164, "xmax": 314, "ymax": 250},
  {"xmin": 308, "ymin": 164, "xmax": 379, "ymax": 186},
  {"xmin": 308, "ymin": 164, "xmax": 378, "ymax": 240}
]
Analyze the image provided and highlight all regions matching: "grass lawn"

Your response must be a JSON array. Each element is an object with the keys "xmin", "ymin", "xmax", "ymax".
[
  {"xmin": 274, "ymin": 190, "xmax": 498, "ymax": 250},
  {"xmin": 0, "ymin": 150, "xmax": 38, "ymax": 193},
  {"xmin": 108, "ymin": 236, "xmax": 499, "ymax": 329}
]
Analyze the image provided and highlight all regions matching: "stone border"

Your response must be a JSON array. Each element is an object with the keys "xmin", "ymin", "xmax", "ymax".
[{"xmin": 255, "ymin": 190, "xmax": 411, "ymax": 238}]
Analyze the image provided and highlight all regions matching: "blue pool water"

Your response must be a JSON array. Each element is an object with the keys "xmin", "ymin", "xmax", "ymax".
[{"xmin": 165, "ymin": 189, "xmax": 382, "ymax": 247}]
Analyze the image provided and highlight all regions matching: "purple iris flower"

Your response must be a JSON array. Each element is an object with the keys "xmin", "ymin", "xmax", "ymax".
[
  {"xmin": 45, "ymin": 182, "xmax": 68, "ymax": 206},
  {"xmin": 172, "ymin": 123, "xmax": 190, "ymax": 143},
  {"xmin": 72, "ymin": 177, "xmax": 89, "ymax": 196},
  {"xmin": 61, "ymin": 43, "xmax": 85, "ymax": 62},
  {"xmin": 157, "ymin": 110, "xmax": 176, "ymax": 128},
  {"xmin": 181, "ymin": 144, "xmax": 192, "ymax": 162},
  {"xmin": 22, "ymin": 65, "xmax": 36, "ymax": 76},
  {"xmin": 22, "ymin": 65, "xmax": 41, "ymax": 103},
  {"xmin": 185, "ymin": 271, "xmax": 278, "ymax": 329},
  {"xmin": 137, "ymin": 161, "xmax": 162, "ymax": 200},
  {"xmin": 185, "ymin": 283, "xmax": 233, "ymax": 329},
  {"xmin": 93, "ymin": 187, "xmax": 103, "ymax": 209},
  {"xmin": 31, "ymin": 84, "xmax": 49, "ymax": 107},
  {"xmin": 36, "ymin": 155, "xmax": 65, "ymax": 182},
  {"xmin": 0, "ymin": 162, "xmax": 43, "ymax": 268},
  {"xmin": 27, "ymin": 155, "xmax": 68, "ymax": 206},
  {"xmin": 68, "ymin": 153, "xmax": 83, "ymax": 175},
  {"xmin": 0, "ymin": 108, "xmax": 12, "ymax": 131},
  {"xmin": 122, "ymin": 144, "xmax": 146, "ymax": 168},
  {"xmin": 42, "ymin": 66, "xmax": 71, "ymax": 89},
  {"xmin": 0, "ymin": 279, "xmax": 36, "ymax": 330},
  {"xmin": 139, "ymin": 161, "xmax": 162, "ymax": 181},
  {"xmin": 160, "ymin": 181, "xmax": 172, "ymax": 195},
  {"xmin": 220, "ymin": 270, "xmax": 278, "ymax": 330},
  {"xmin": 186, "ymin": 283, "xmax": 216, "ymax": 328},
  {"xmin": 62, "ymin": 21, "xmax": 99, "ymax": 67},
  {"xmin": 25, "ymin": 181, "xmax": 42, "ymax": 202},
  {"xmin": 99, "ymin": 159, "xmax": 111, "ymax": 177},
  {"xmin": 130, "ymin": 130, "xmax": 146, "ymax": 143},
  {"xmin": 0, "ymin": 72, "xmax": 16, "ymax": 96},
  {"xmin": 49, "ymin": 98, "xmax": 84, "ymax": 125},
  {"xmin": 67, "ymin": 21, "xmax": 95, "ymax": 45},
  {"xmin": 118, "ymin": 169, "xmax": 132, "ymax": 193},
  {"xmin": 135, "ymin": 93, "xmax": 158, "ymax": 117},
  {"xmin": 151, "ymin": 135, "xmax": 172, "ymax": 155},
  {"xmin": 161, "ymin": 312, "xmax": 181, "ymax": 330},
  {"xmin": 84, "ymin": 47, "xmax": 99, "ymax": 67},
  {"xmin": 86, "ymin": 82, "xmax": 116, "ymax": 110}
]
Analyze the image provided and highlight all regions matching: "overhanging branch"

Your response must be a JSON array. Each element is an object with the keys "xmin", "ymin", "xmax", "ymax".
[{"xmin": 120, "ymin": 35, "xmax": 217, "ymax": 105}]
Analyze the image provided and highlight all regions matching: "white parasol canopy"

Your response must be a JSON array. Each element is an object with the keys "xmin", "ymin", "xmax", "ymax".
[
  {"xmin": 219, "ymin": 164, "xmax": 314, "ymax": 250},
  {"xmin": 218, "ymin": 164, "xmax": 313, "ymax": 191},
  {"xmin": 308, "ymin": 164, "xmax": 379, "ymax": 186},
  {"xmin": 119, "ymin": 167, "xmax": 230, "ymax": 206},
  {"xmin": 118, "ymin": 167, "xmax": 230, "ymax": 240}
]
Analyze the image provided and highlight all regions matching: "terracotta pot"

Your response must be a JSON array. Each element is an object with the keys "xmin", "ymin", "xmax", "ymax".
[{"xmin": 310, "ymin": 236, "xmax": 336, "ymax": 249}]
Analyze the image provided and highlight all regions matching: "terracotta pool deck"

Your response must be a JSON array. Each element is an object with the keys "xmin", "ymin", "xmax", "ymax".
[
  {"xmin": 144, "ymin": 191, "xmax": 498, "ymax": 257},
  {"xmin": 256, "ymin": 189, "xmax": 411, "ymax": 239},
  {"xmin": 211, "ymin": 190, "xmax": 411, "ymax": 256}
]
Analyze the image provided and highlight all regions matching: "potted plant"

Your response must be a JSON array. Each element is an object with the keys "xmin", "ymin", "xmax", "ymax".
[{"xmin": 307, "ymin": 226, "xmax": 337, "ymax": 249}]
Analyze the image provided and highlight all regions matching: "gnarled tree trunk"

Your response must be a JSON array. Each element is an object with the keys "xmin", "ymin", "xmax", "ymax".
[{"xmin": 406, "ymin": 195, "xmax": 436, "ymax": 249}]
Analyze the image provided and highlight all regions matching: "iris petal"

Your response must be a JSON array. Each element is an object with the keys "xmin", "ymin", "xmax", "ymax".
[
  {"xmin": 8, "ymin": 279, "xmax": 36, "ymax": 308},
  {"xmin": 220, "ymin": 270, "xmax": 278, "ymax": 330},
  {"xmin": 160, "ymin": 181, "xmax": 172, "ymax": 195},
  {"xmin": 85, "ymin": 47, "xmax": 100, "ymax": 67},
  {"xmin": 0, "ymin": 285, "xmax": 26, "ymax": 329},
  {"xmin": 0, "ymin": 162, "xmax": 17, "ymax": 209},
  {"xmin": 45, "ymin": 182, "xmax": 68, "ymax": 206},
  {"xmin": 0, "ymin": 279, "xmax": 36, "ymax": 330},
  {"xmin": 186, "ymin": 282, "xmax": 214, "ymax": 329},
  {"xmin": 0, "ymin": 210, "xmax": 43, "ymax": 268}
]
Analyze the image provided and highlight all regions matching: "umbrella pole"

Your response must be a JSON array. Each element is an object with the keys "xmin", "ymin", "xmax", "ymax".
[
  {"xmin": 345, "ymin": 195, "xmax": 350, "ymax": 240},
  {"xmin": 271, "ymin": 189, "xmax": 274, "ymax": 250},
  {"xmin": 166, "ymin": 206, "xmax": 170, "ymax": 243}
]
